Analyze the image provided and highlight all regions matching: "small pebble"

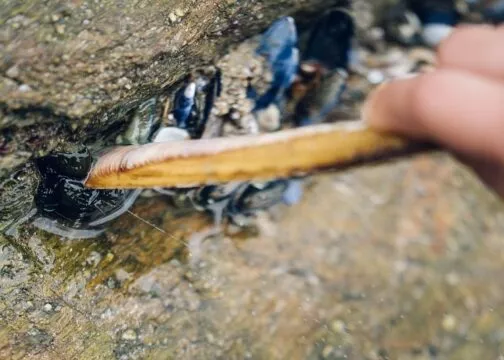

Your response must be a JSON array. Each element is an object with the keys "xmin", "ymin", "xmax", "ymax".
[
  {"xmin": 240, "ymin": 114, "xmax": 259, "ymax": 134},
  {"xmin": 422, "ymin": 24, "xmax": 454, "ymax": 48},
  {"xmin": 168, "ymin": 12, "xmax": 177, "ymax": 23},
  {"xmin": 153, "ymin": 127, "xmax": 190, "ymax": 143},
  {"xmin": 18, "ymin": 84, "xmax": 32, "ymax": 92},
  {"xmin": 445, "ymin": 272, "xmax": 460, "ymax": 285},
  {"xmin": 50, "ymin": 13, "xmax": 61, "ymax": 22},
  {"xmin": 442, "ymin": 314, "xmax": 457, "ymax": 331},
  {"xmin": 6, "ymin": 66, "xmax": 20, "ymax": 78},
  {"xmin": 55, "ymin": 24, "xmax": 65, "ymax": 34},
  {"xmin": 255, "ymin": 104, "xmax": 280, "ymax": 132},
  {"xmin": 367, "ymin": 69, "xmax": 385, "ymax": 85},
  {"xmin": 322, "ymin": 345, "xmax": 334, "ymax": 358},
  {"xmin": 331, "ymin": 320, "xmax": 346, "ymax": 334},
  {"xmin": 229, "ymin": 108, "xmax": 241, "ymax": 121},
  {"xmin": 121, "ymin": 329, "xmax": 137, "ymax": 341},
  {"xmin": 43, "ymin": 303, "xmax": 53, "ymax": 312}
]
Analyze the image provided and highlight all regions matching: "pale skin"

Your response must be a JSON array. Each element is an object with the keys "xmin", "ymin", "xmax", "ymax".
[{"xmin": 364, "ymin": 25, "xmax": 504, "ymax": 197}]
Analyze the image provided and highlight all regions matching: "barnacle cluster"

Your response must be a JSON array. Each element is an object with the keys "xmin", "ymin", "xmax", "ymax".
[{"xmin": 3, "ymin": 0, "xmax": 502, "ymax": 239}]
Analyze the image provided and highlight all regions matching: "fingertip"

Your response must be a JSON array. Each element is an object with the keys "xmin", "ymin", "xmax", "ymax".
[
  {"xmin": 362, "ymin": 74, "xmax": 427, "ymax": 137},
  {"xmin": 438, "ymin": 25, "xmax": 492, "ymax": 61},
  {"xmin": 437, "ymin": 24, "xmax": 504, "ymax": 79},
  {"xmin": 361, "ymin": 82, "xmax": 388, "ymax": 128},
  {"xmin": 364, "ymin": 68, "xmax": 504, "ymax": 164},
  {"xmin": 400, "ymin": 69, "xmax": 504, "ymax": 162}
]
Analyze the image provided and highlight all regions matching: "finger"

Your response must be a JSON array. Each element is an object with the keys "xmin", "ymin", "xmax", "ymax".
[
  {"xmin": 437, "ymin": 24, "xmax": 504, "ymax": 80},
  {"xmin": 363, "ymin": 69, "xmax": 504, "ymax": 163}
]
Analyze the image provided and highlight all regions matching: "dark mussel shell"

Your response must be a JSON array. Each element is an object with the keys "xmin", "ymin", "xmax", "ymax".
[
  {"xmin": 481, "ymin": 0, "xmax": 504, "ymax": 23},
  {"xmin": 301, "ymin": 8, "xmax": 355, "ymax": 71},
  {"xmin": 407, "ymin": 0, "xmax": 460, "ymax": 26},
  {"xmin": 34, "ymin": 145, "xmax": 140, "ymax": 238},
  {"xmin": 381, "ymin": 2, "xmax": 423, "ymax": 46},
  {"xmin": 288, "ymin": 8, "xmax": 353, "ymax": 126},
  {"xmin": 190, "ymin": 183, "xmax": 243, "ymax": 210},
  {"xmin": 172, "ymin": 79, "xmax": 196, "ymax": 130},
  {"xmin": 193, "ymin": 69, "xmax": 223, "ymax": 139},
  {"xmin": 227, "ymin": 181, "xmax": 289, "ymax": 217},
  {"xmin": 36, "ymin": 144, "xmax": 93, "ymax": 180},
  {"xmin": 173, "ymin": 69, "xmax": 222, "ymax": 139},
  {"xmin": 253, "ymin": 16, "xmax": 299, "ymax": 112}
]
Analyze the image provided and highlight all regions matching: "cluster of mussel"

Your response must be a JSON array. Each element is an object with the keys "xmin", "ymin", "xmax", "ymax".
[
  {"xmin": 6, "ymin": 0, "xmax": 504, "ymax": 240},
  {"xmin": 16, "ymin": 8, "xmax": 356, "ymax": 239}
]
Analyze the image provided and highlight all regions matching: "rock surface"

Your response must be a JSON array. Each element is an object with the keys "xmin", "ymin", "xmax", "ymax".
[{"xmin": 2, "ymin": 153, "xmax": 504, "ymax": 359}]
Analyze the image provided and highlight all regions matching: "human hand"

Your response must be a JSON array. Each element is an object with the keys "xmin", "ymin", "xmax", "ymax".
[{"xmin": 364, "ymin": 25, "xmax": 504, "ymax": 197}]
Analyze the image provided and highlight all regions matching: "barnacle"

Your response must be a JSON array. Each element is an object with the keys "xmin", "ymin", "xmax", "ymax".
[{"xmin": 0, "ymin": 163, "xmax": 40, "ymax": 236}]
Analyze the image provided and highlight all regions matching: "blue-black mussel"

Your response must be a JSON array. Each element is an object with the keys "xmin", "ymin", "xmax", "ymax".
[
  {"xmin": 172, "ymin": 68, "xmax": 223, "ymax": 139},
  {"xmin": 32, "ymin": 144, "xmax": 141, "ymax": 239},
  {"xmin": 290, "ymin": 9, "xmax": 353, "ymax": 127}
]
